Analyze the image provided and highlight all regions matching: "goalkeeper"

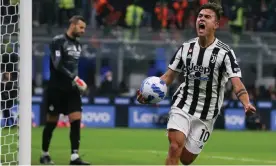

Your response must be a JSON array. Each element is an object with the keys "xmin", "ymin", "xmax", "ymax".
[{"xmin": 40, "ymin": 15, "xmax": 90, "ymax": 165}]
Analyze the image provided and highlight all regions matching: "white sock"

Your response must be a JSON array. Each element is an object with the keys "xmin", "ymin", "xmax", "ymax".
[
  {"xmin": 71, "ymin": 153, "xmax": 79, "ymax": 161},
  {"xmin": 42, "ymin": 151, "xmax": 49, "ymax": 156}
]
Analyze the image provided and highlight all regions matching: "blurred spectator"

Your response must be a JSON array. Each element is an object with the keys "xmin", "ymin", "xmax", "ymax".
[
  {"xmin": 100, "ymin": 58, "xmax": 112, "ymax": 82},
  {"xmin": 97, "ymin": 71, "xmax": 117, "ymax": 96},
  {"xmin": 172, "ymin": 0, "xmax": 188, "ymax": 29},
  {"xmin": 124, "ymin": 0, "xmax": 144, "ymax": 41},
  {"xmin": 229, "ymin": 0, "xmax": 244, "ymax": 47},
  {"xmin": 58, "ymin": 0, "xmax": 75, "ymax": 27},
  {"xmin": 95, "ymin": 0, "xmax": 114, "ymax": 28},
  {"xmin": 154, "ymin": 2, "xmax": 169, "ymax": 30}
]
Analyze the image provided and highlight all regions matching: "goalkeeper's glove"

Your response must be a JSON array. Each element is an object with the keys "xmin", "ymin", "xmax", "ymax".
[{"xmin": 73, "ymin": 76, "xmax": 87, "ymax": 94}]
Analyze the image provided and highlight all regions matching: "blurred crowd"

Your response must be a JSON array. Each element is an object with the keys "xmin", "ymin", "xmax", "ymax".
[
  {"xmin": 2, "ymin": 0, "xmax": 276, "ymax": 32},
  {"xmin": 28, "ymin": 0, "xmax": 276, "ymax": 32},
  {"xmin": 2, "ymin": 0, "xmax": 276, "ymax": 101}
]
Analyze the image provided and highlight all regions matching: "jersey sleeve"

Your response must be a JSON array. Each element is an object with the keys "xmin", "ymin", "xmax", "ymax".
[
  {"xmin": 168, "ymin": 45, "xmax": 184, "ymax": 73},
  {"xmin": 50, "ymin": 39, "xmax": 76, "ymax": 80},
  {"xmin": 224, "ymin": 49, "xmax": 242, "ymax": 78}
]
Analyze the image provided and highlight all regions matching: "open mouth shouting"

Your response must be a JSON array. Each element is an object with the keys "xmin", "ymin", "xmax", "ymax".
[{"xmin": 198, "ymin": 22, "xmax": 206, "ymax": 34}]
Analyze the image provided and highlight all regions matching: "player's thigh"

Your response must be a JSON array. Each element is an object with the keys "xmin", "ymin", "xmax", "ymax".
[
  {"xmin": 185, "ymin": 117, "xmax": 216, "ymax": 155},
  {"xmin": 67, "ymin": 91, "xmax": 82, "ymax": 122},
  {"xmin": 46, "ymin": 89, "xmax": 64, "ymax": 116},
  {"xmin": 167, "ymin": 108, "xmax": 191, "ymax": 148},
  {"xmin": 167, "ymin": 107, "xmax": 191, "ymax": 138}
]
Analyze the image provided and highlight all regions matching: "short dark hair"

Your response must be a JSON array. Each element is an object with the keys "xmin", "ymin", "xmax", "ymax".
[
  {"xmin": 69, "ymin": 15, "xmax": 85, "ymax": 24},
  {"xmin": 197, "ymin": 0, "xmax": 223, "ymax": 20}
]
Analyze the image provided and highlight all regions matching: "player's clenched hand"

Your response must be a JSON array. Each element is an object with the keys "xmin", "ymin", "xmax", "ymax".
[
  {"xmin": 136, "ymin": 89, "xmax": 148, "ymax": 104},
  {"xmin": 73, "ymin": 76, "xmax": 87, "ymax": 94},
  {"xmin": 244, "ymin": 103, "xmax": 256, "ymax": 116}
]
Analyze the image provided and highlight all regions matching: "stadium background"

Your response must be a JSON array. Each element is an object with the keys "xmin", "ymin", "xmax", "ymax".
[{"xmin": 1, "ymin": 0, "xmax": 276, "ymax": 165}]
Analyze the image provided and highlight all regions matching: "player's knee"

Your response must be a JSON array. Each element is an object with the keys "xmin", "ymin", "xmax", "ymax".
[
  {"xmin": 169, "ymin": 142, "xmax": 182, "ymax": 155},
  {"xmin": 180, "ymin": 157, "xmax": 195, "ymax": 165},
  {"xmin": 68, "ymin": 111, "xmax": 82, "ymax": 122}
]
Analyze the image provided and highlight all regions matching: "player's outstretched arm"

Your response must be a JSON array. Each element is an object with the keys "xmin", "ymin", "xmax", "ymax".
[
  {"xmin": 231, "ymin": 77, "xmax": 256, "ymax": 116},
  {"xmin": 224, "ymin": 49, "xmax": 256, "ymax": 115}
]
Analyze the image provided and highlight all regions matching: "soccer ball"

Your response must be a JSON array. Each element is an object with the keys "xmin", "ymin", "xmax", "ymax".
[{"xmin": 140, "ymin": 76, "xmax": 168, "ymax": 104}]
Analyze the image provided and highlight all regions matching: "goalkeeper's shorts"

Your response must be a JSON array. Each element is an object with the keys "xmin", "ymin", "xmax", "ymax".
[{"xmin": 45, "ymin": 88, "xmax": 82, "ymax": 115}]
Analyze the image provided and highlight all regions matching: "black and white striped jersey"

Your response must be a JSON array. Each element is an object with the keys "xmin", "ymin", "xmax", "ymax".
[{"xmin": 169, "ymin": 37, "xmax": 241, "ymax": 120}]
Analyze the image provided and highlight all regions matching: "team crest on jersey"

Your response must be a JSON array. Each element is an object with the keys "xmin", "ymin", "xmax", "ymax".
[{"xmin": 210, "ymin": 53, "xmax": 217, "ymax": 63}]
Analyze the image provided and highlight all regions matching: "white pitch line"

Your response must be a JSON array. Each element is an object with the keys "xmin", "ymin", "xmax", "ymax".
[
  {"xmin": 206, "ymin": 155, "xmax": 276, "ymax": 164},
  {"xmin": 32, "ymin": 148, "xmax": 276, "ymax": 164},
  {"xmin": 138, "ymin": 150, "xmax": 276, "ymax": 164}
]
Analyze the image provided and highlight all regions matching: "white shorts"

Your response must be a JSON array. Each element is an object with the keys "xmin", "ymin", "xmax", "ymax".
[{"xmin": 167, "ymin": 107, "xmax": 217, "ymax": 154}]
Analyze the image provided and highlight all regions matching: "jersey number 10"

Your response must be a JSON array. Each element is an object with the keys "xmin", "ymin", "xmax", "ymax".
[{"xmin": 199, "ymin": 129, "xmax": 210, "ymax": 143}]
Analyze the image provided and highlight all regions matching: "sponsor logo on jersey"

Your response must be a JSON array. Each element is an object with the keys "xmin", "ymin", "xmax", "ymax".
[
  {"xmin": 67, "ymin": 45, "xmax": 81, "ymax": 58},
  {"xmin": 68, "ymin": 50, "xmax": 81, "ymax": 58},
  {"xmin": 184, "ymin": 63, "xmax": 211, "ymax": 81}
]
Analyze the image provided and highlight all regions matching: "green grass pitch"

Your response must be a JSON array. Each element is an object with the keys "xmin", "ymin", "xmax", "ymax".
[{"xmin": 1, "ymin": 127, "xmax": 276, "ymax": 165}]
